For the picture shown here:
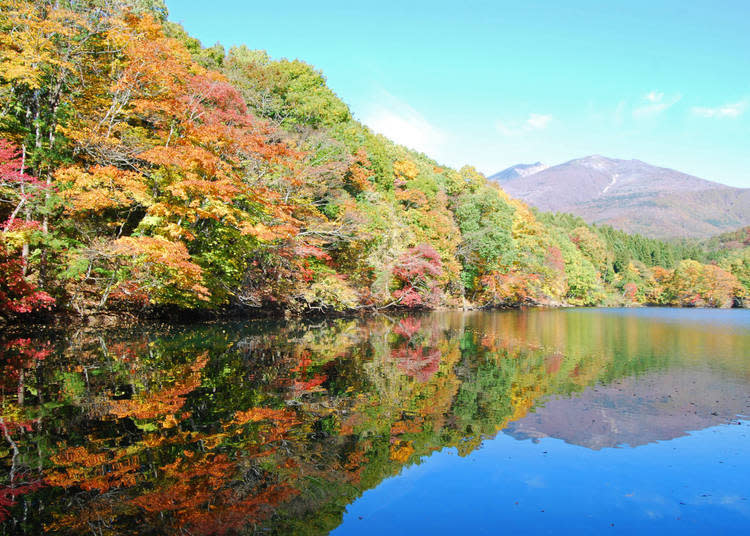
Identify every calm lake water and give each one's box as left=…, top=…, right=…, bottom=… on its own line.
left=1, top=308, right=749, bottom=534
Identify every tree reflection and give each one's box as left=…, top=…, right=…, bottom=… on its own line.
left=0, top=311, right=748, bottom=534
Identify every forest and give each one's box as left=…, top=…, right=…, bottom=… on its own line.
left=1, top=0, right=748, bottom=323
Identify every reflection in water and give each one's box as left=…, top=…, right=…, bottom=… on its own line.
left=506, top=369, right=749, bottom=449
left=0, top=309, right=748, bottom=534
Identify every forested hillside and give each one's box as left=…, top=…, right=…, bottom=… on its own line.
left=0, top=0, right=748, bottom=322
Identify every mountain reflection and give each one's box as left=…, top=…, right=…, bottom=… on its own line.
left=1, top=309, right=748, bottom=535
left=506, top=368, right=749, bottom=449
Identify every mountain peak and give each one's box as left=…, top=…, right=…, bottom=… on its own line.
left=573, top=155, right=617, bottom=171
left=489, top=161, right=548, bottom=182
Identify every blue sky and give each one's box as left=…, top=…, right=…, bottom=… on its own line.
left=168, top=1, right=750, bottom=187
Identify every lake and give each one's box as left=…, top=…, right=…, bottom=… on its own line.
left=1, top=308, right=749, bottom=534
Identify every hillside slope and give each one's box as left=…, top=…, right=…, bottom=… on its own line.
left=0, top=0, right=748, bottom=320
left=491, top=156, right=750, bottom=238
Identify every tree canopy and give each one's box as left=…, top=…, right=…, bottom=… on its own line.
left=0, top=0, right=746, bottom=323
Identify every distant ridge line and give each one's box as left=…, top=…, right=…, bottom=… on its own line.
left=488, top=156, right=750, bottom=238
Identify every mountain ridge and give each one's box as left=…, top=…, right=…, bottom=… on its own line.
left=490, top=156, right=750, bottom=238
left=488, top=161, right=548, bottom=181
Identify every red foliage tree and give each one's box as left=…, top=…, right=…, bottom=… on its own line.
left=392, top=244, right=443, bottom=308
left=0, top=139, right=54, bottom=317
left=0, top=244, right=55, bottom=317
left=623, top=282, right=638, bottom=302
left=0, top=139, right=47, bottom=231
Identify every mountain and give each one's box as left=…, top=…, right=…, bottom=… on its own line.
left=490, top=155, right=750, bottom=238
left=488, top=161, right=548, bottom=181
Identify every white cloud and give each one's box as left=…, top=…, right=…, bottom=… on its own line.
left=525, top=113, right=553, bottom=130
left=496, top=113, right=554, bottom=136
left=691, top=99, right=748, bottom=118
left=633, top=91, right=682, bottom=118
left=360, top=90, right=448, bottom=157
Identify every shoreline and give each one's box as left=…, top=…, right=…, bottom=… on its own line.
left=3, top=301, right=746, bottom=332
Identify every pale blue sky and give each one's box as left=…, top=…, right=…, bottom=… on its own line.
left=168, top=1, right=750, bottom=187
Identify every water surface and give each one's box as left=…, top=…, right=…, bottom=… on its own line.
left=1, top=308, right=748, bottom=534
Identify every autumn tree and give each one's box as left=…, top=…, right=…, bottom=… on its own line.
left=665, top=260, right=739, bottom=308
left=0, top=139, right=54, bottom=317
left=391, top=244, right=443, bottom=307
left=453, top=183, right=516, bottom=294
